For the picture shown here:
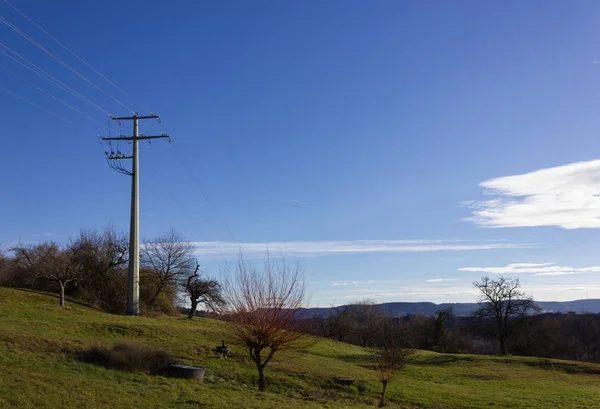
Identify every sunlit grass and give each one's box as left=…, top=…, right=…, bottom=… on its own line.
left=1, top=288, right=600, bottom=408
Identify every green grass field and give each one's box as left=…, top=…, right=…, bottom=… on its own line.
left=1, top=288, right=600, bottom=409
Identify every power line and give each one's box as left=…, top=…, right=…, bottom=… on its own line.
left=1, top=43, right=112, bottom=116
left=2, top=87, right=74, bottom=123
left=1, top=64, right=111, bottom=130
left=3, top=0, right=150, bottom=113
left=0, top=15, right=135, bottom=113
left=170, top=143, right=238, bottom=242
left=3, top=0, right=129, bottom=97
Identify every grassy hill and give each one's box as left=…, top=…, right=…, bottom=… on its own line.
left=1, top=288, right=600, bottom=409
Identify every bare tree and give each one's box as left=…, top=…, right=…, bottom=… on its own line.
left=222, top=255, right=311, bottom=391
left=141, top=229, right=196, bottom=307
left=346, top=300, right=384, bottom=347
left=70, top=226, right=129, bottom=311
left=0, top=246, right=9, bottom=285
left=372, top=318, right=415, bottom=408
left=372, top=347, right=414, bottom=407
left=323, top=305, right=353, bottom=342
left=182, top=262, right=225, bottom=319
left=12, top=242, right=77, bottom=307
left=473, top=276, right=540, bottom=355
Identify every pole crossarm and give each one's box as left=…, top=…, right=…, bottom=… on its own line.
left=110, top=114, right=159, bottom=120
left=100, top=133, right=170, bottom=141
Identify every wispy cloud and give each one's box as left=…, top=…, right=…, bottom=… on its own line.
left=458, top=262, right=600, bottom=276
left=426, top=278, right=456, bottom=283
left=463, top=159, right=600, bottom=229
left=291, top=199, right=305, bottom=205
left=191, top=240, right=533, bottom=259
left=332, top=281, right=360, bottom=287
left=32, top=232, right=57, bottom=237
left=308, top=277, right=600, bottom=305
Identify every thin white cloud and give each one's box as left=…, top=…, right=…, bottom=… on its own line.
left=291, top=199, right=305, bottom=205
left=464, top=160, right=600, bottom=229
left=426, top=278, right=456, bottom=283
left=312, top=282, right=600, bottom=305
left=506, top=263, right=555, bottom=268
left=32, top=232, right=56, bottom=237
left=458, top=262, right=600, bottom=276
left=191, top=240, right=533, bottom=259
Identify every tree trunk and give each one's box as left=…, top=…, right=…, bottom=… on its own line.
left=59, top=283, right=65, bottom=307
left=258, top=365, right=266, bottom=391
left=149, top=284, right=164, bottom=306
left=187, top=299, right=198, bottom=319
left=499, top=335, right=507, bottom=355
left=379, top=381, right=388, bottom=407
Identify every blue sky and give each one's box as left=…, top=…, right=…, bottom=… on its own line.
left=3, top=0, right=600, bottom=306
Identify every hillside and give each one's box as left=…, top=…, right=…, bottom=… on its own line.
left=1, top=289, right=600, bottom=408
left=298, top=299, right=600, bottom=318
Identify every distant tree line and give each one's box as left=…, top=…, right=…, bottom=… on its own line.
left=0, top=226, right=223, bottom=315
left=308, top=277, right=600, bottom=364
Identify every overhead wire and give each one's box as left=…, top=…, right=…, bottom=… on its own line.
left=3, top=0, right=149, bottom=113
left=3, top=0, right=129, bottom=96
left=0, top=15, right=135, bottom=113
left=1, top=44, right=112, bottom=116
left=1, top=64, right=112, bottom=131
left=169, top=142, right=238, bottom=242
left=2, top=87, right=74, bottom=123
left=1, top=5, right=233, bottom=240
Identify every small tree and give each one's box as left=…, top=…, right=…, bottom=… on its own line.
left=373, top=318, right=414, bottom=407
left=373, top=347, right=414, bottom=407
left=141, top=229, right=196, bottom=307
left=429, top=307, right=453, bottom=350
left=473, top=276, right=540, bottom=355
left=222, top=255, right=311, bottom=391
left=12, top=242, right=77, bottom=307
left=182, top=263, right=225, bottom=319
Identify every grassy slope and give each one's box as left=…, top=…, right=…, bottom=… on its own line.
left=1, top=288, right=600, bottom=409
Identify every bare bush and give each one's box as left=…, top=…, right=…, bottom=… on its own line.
left=222, top=255, right=311, bottom=391
left=79, top=342, right=176, bottom=374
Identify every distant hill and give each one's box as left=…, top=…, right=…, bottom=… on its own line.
left=297, top=299, right=600, bottom=318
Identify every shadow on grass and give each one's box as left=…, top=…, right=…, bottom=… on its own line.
left=315, top=353, right=372, bottom=366
left=519, top=358, right=600, bottom=375
left=409, top=354, right=477, bottom=367
left=13, top=288, right=101, bottom=311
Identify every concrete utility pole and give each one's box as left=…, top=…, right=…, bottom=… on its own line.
left=101, top=113, right=170, bottom=315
